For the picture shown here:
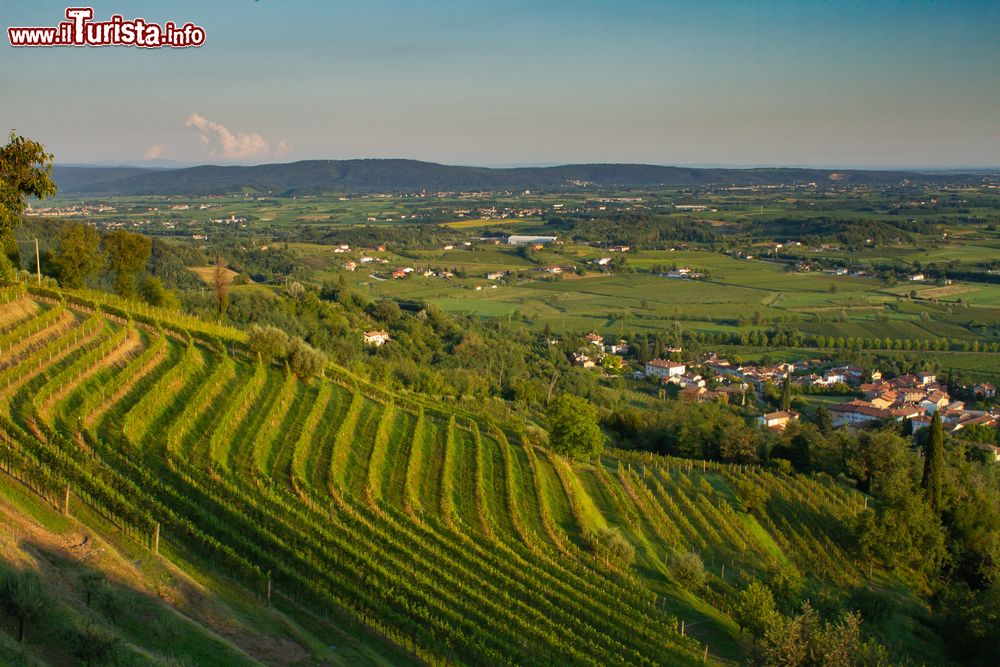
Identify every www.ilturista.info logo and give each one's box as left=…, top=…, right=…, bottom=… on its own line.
left=8, top=7, right=205, bottom=48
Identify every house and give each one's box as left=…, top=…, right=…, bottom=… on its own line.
left=679, top=386, right=721, bottom=403
left=543, top=266, right=563, bottom=274
left=391, top=269, right=407, bottom=279
left=486, top=271, right=507, bottom=281
left=758, top=411, right=799, bottom=431
left=645, top=359, right=686, bottom=379
left=973, top=383, right=996, bottom=398
left=908, top=274, right=926, bottom=282
left=585, top=333, right=604, bottom=347
left=506, top=235, right=557, bottom=246
left=343, top=260, right=357, bottom=271
left=973, top=442, right=1000, bottom=463
left=605, top=341, right=629, bottom=355
left=829, top=401, right=893, bottom=427
left=443, top=245, right=454, bottom=250
left=363, top=331, right=391, bottom=347
left=917, top=372, right=937, bottom=386
left=593, top=257, right=612, bottom=267
left=571, top=353, right=596, bottom=369
left=609, top=245, right=631, bottom=252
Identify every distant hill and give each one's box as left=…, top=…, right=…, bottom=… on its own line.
left=52, top=160, right=989, bottom=196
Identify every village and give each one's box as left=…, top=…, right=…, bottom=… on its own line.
left=568, top=331, right=999, bottom=448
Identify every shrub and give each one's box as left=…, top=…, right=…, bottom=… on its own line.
left=672, top=551, right=706, bottom=591
left=247, top=324, right=290, bottom=364
left=591, top=526, right=635, bottom=567
left=287, top=337, right=327, bottom=379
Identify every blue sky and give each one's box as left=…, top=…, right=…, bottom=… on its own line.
left=2, top=0, right=998, bottom=167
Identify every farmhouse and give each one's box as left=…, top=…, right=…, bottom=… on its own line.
left=758, top=411, right=799, bottom=431
left=363, top=331, right=391, bottom=347
left=585, top=333, right=604, bottom=347
left=645, top=359, right=686, bottom=379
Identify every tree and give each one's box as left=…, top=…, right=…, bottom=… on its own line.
left=79, top=571, right=106, bottom=607
left=547, top=393, right=604, bottom=459
left=71, top=621, right=120, bottom=666
left=95, top=585, right=130, bottom=626
left=752, top=602, right=889, bottom=667
left=287, top=337, right=326, bottom=379
left=137, top=275, right=179, bottom=309
left=55, top=223, right=103, bottom=288
left=590, top=526, right=635, bottom=567
left=247, top=324, right=290, bottom=364
left=0, top=568, right=47, bottom=642
left=922, top=411, right=945, bottom=513
left=780, top=374, right=792, bottom=412
left=671, top=551, right=706, bottom=591
left=814, top=405, right=832, bottom=435
left=718, top=419, right=760, bottom=463
left=102, top=230, right=151, bottom=297
left=734, top=579, right=781, bottom=638
left=0, top=132, right=56, bottom=239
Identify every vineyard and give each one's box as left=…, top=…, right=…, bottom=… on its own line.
left=0, top=285, right=890, bottom=665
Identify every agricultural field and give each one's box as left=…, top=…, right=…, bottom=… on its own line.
left=0, top=285, right=943, bottom=665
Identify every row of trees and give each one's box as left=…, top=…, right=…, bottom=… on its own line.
left=53, top=223, right=152, bottom=295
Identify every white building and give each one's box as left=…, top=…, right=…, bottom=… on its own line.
left=363, top=331, right=391, bottom=347
left=644, top=359, right=686, bottom=379
left=506, top=235, right=557, bottom=245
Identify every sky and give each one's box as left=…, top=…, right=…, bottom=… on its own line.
left=2, top=0, right=998, bottom=168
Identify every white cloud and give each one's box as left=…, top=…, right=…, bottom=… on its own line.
left=143, top=144, right=165, bottom=160
left=274, top=140, right=293, bottom=159
left=184, top=113, right=290, bottom=161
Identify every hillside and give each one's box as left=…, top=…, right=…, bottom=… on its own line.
left=0, top=285, right=938, bottom=665
left=51, top=160, right=989, bottom=196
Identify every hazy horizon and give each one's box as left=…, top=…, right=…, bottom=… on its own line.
left=4, top=0, right=998, bottom=168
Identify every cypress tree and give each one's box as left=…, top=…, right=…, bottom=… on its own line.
left=921, top=411, right=944, bottom=512
left=780, top=374, right=791, bottom=412
left=814, top=405, right=832, bottom=435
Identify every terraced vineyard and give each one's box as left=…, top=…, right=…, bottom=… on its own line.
left=0, top=285, right=879, bottom=665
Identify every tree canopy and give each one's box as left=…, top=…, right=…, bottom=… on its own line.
left=547, top=393, right=604, bottom=459
left=102, top=230, right=151, bottom=297
left=0, top=132, right=56, bottom=238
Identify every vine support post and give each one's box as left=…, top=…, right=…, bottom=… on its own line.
left=153, top=522, right=160, bottom=555
left=62, top=484, right=70, bottom=516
